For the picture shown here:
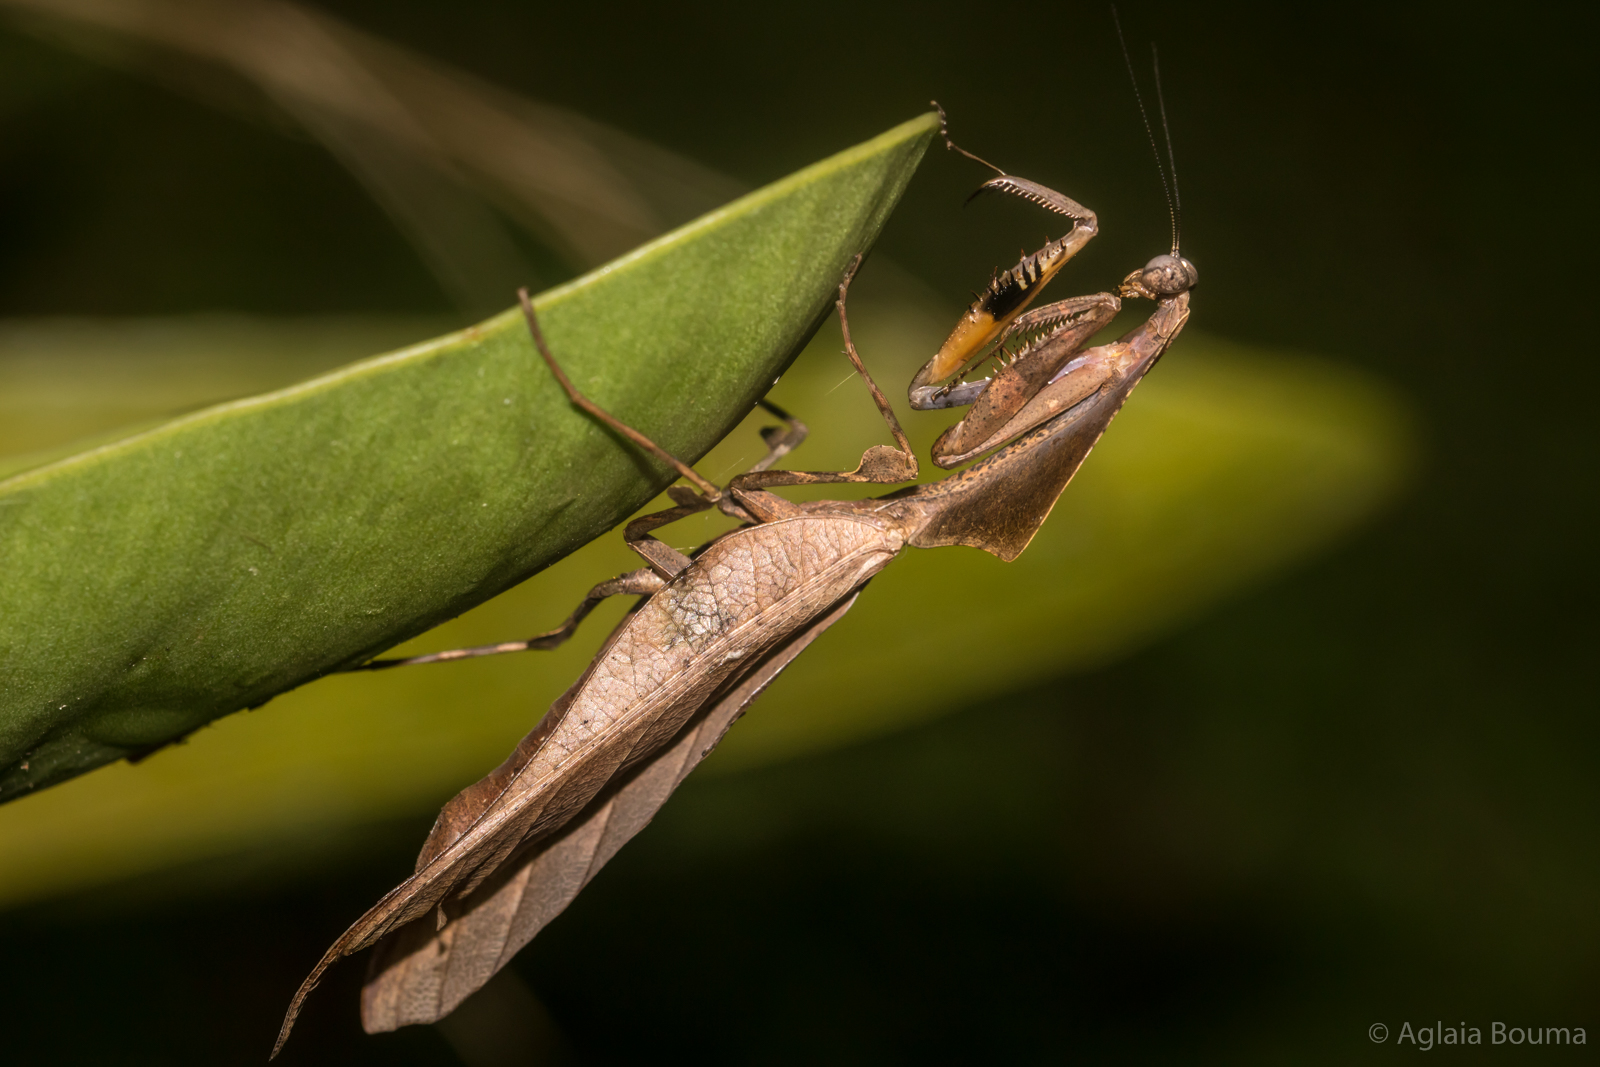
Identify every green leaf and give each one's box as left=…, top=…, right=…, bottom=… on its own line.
left=0, top=113, right=941, bottom=800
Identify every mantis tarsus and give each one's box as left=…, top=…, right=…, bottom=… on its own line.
left=274, top=112, right=1196, bottom=1056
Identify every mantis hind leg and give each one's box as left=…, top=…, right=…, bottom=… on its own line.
left=345, top=569, right=666, bottom=671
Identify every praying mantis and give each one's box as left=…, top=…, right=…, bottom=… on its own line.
left=274, top=101, right=1196, bottom=1055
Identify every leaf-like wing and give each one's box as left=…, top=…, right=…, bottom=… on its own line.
left=359, top=592, right=862, bottom=1032
left=273, top=514, right=901, bottom=1054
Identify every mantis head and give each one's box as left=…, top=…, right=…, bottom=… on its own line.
left=1119, top=252, right=1197, bottom=300
left=1110, top=14, right=1194, bottom=305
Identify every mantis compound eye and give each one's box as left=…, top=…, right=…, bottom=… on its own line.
left=1119, top=253, right=1198, bottom=299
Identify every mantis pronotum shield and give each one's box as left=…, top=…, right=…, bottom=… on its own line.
left=275, top=102, right=1194, bottom=1055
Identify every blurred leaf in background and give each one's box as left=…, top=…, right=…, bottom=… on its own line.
left=0, top=261, right=1411, bottom=906
left=0, top=0, right=751, bottom=310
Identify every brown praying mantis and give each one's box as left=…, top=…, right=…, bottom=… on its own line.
left=274, top=100, right=1197, bottom=1055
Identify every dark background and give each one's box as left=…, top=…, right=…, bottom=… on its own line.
left=2, top=1, right=1596, bottom=1062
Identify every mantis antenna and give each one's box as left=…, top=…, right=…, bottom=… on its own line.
left=1111, top=6, right=1181, bottom=256
left=1150, top=44, right=1183, bottom=256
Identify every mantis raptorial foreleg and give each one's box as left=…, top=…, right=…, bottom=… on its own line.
left=924, top=292, right=1122, bottom=466
left=904, top=118, right=1149, bottom=469
left=905, top=107, right=1101, bottom=415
